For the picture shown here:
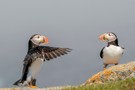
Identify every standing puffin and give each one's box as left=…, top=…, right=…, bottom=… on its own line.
left=99, top=32, right=124, bottom=70
left=13, top=34, right=72, bottom=88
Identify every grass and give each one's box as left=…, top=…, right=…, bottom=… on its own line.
left=63, top=78, right=135, bottom=90
left=0, top=78, right=135, bottom=90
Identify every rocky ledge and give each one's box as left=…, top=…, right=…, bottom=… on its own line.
left=1, top=62, right=135, bottom=90
left=83, top=61, right=135, bottom=86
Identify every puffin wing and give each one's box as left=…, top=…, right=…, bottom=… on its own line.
left=100, top=47, right=105, bottom=58
left=17, top=54, right=33, bottom=82
left=120, top=46, right=125, bottom=50
left=41, top=46, right=72, bottom=61
left=14, top=54, right=32, bottom=86
left=120, top=46, right=125, bottom=55
left=22, top=48, right=45, bottom=80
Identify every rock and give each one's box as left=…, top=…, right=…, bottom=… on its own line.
left=83, top=61, right=135, bottom=86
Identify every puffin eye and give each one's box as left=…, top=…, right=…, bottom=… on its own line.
left=108, top=33, right=111, bottom=36
left=37, top=36, right=40, bottom=38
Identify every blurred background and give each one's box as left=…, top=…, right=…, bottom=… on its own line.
left=0, top=0, right=135, bottom=88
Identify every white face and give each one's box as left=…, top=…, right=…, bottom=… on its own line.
left=31, top=35, right=44, bottom=45
left=106, top=32, right=117, bottom=42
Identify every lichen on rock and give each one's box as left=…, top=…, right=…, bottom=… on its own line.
left=83, top=61, right=135, bottom=86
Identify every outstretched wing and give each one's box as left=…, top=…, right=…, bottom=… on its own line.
left=100, top=47, right=105, bottom=58
left=40, top=46, right=72, bottom=61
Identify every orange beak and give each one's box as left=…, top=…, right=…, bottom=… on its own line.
left=99, top=34, right=107, bottom=42
left=42, top=36, right=49, bottom=44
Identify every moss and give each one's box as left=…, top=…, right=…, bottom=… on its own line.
left=63, top=78, right=135, bottom=90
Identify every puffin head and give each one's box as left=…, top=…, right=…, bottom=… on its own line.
left=30, top=34, right=49, bottom=46
left=99, top=32, right=117, bottom=43
left=28, top=34, right=49, bottom=50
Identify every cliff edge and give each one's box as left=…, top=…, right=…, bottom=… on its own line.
left=83, top=61, right=135, bottom=86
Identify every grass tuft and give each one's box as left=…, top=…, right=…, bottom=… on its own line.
left=63, top=78, right=135, bottom=90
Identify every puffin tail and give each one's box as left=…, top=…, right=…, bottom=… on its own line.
left=14, top=63, right=30, bottom=86
left=13, top=79, right=24, bottom=86
left=13, top=76, right=32, bottom=86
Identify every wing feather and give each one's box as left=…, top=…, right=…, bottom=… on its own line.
left=26, top=46, right=72, bottom=61
left=44, top=53, right=50, bottom=60
left=41, top=46, right=72, bottom=61
left=51, top=52, right=57, bottom=58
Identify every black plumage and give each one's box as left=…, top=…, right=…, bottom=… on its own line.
left=99, top=32, right=124, bottom=69
left=100, top=47, right=105, bottom=58
left=14, top=34, right=72, bottom=87
left=25, top=46, right=72, bottom=63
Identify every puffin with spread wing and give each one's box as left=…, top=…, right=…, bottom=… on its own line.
left=14, top=34, right=72, bottom=88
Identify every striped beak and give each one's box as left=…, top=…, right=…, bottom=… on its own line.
left=41, top=36, right=49, bottom=44
left=99, top=34, right=108, bottom=42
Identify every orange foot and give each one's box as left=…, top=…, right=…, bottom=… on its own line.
left=29, top=85, right=38, bottom=88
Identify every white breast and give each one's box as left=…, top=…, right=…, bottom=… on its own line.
left=103, top=45, right=124, bottom=64
left=23, top=58, right=44, bottom=86
left=30, top=58, right=44, bottom=78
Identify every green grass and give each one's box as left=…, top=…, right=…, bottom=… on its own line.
left=63, top=78, right=135, bottom=90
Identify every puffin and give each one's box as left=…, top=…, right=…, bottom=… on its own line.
left=13, top=34, right=72, bottom=88
left=99, top=32, right=124, bottom=70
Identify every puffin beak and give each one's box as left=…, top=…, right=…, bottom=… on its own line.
left=41, top=36, right=49, bottom=44
left=99, top=34, right=108, bottom=42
